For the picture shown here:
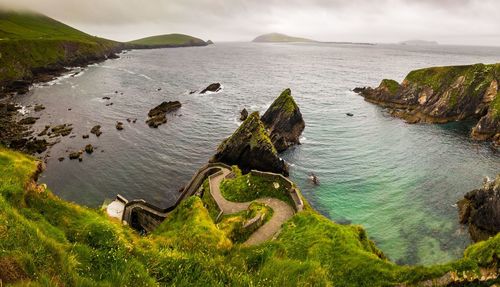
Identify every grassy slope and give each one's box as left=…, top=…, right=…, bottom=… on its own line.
left=1, top=147, right=499, bottom=286
left=128, top=33, right=207, bottom=47
left=0, top=11, right=120, bottom=88
left=252, top=33, right=315, bottom=43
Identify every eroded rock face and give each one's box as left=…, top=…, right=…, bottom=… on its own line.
left=458, top=174, right=500, bottom=242
left=261, top=88, right=305, bottom=152
left=355, top=64, right=500, bottom=144
left=146, top=101, right=181, bottom=128
left=210, top=112, right=288, bottom=176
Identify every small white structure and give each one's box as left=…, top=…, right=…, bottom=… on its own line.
left=107, top=199, right=125, bottom=220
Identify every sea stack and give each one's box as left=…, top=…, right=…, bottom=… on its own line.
left=210, top=112, right=288, bottom=176
left=261, top=88, right=305, bottom=152
left=458, top=174, right=500, bottom=242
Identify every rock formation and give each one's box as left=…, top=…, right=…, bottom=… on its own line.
left=240, top=108, right=248, bottom=121
left=200, top=83, right=222, bottom=94
left=355, top=64, right=500, bottom=146
left=458, top=174, right=500, bottom=242
left=146, top=101, right=181, bottom=128
left=210, top=112, right=288, bottom=176
left=261, top=88, right=305, bottom=152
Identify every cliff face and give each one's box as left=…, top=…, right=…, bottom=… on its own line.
left=261, top=89, right=305, bottom=152
left=356, top=64, right=500, bottom=145
left=458, top=174, right=500, bottom=242
left=210, top=112, right=288, bottom=176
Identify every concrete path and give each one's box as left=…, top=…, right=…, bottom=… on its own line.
left=209, top=168, right=295, bottom=246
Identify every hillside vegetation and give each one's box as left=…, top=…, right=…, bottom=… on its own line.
left=128, top=33, right=208, bottom=48
left=1, top=147, right=500, bottom=286
left=252, top=33, right=315, bottom=43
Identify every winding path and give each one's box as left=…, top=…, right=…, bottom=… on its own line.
left=209, top=168, right=295, bottom=246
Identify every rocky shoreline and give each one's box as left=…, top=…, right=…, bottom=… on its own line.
left=355, top=64, right=500, bottom=147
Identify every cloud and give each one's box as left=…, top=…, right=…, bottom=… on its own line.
left=0, top=0, right=499, bottom=45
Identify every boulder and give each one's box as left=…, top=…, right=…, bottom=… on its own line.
left=200, top=83, right=222, bottom=94
left=51, top=124, right=73, bottom=137
left=116, top=122, right=124, bottom=130
left=84, top=144, right=94, bottom=154
left=34, top=104, right=45, bottom=112
left=146, top=101, right=181, bottom=128
left=90, top=125, right=102, bottom=137
left=69, top=151, right=82, bottom=160
left=458, top=174, right=500, bottom=242
left=240, top=108, right=248, bottom=121
left=210, top=112, right=288, bottom=176
left=261, top=88, right=305, bottom=152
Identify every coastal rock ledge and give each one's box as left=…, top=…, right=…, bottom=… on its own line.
left=458, top=174, right=500, bottom=242
left=261, top=88, right=305, bottom=152
left=210, top=111, right=288, bottom=176
left=355, top=63, right=500, bottom=146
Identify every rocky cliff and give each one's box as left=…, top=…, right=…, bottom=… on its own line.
left=355, top=64, right=500, bottom=146
left=210, top=112, right=288, bottom=176
left=458, top=174, right=500, bottom=242
left=261, top=88, right=305, bottom=152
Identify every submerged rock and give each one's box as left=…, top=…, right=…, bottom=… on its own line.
left=116, top=121, right=124, bottom=130
left=51, top=124, right=73, bottom=137
left=240, top=108, right=248, bottom=121
left=200, top=83, right=222, bottom=94
left=34, top=104, right=45, bottom=112
left=261, top=88, right=305, bottom=152
left=355, top=63, right=500, bottom=145
left=210, top=112, right=288, bottom=176
left=18, top=117, right=38, bottom=125
left=146, top=101, right=181, bottom=128
left=69, top=151, right=82, bottom=160
left=458, top=174, right=500, bottom=242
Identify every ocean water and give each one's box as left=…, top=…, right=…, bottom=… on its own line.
left=19, top=42, right=500, bottom=265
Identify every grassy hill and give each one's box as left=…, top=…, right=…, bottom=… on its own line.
left=1, top=147, right=499, bottom=286
left=128, top=33, right=208, bottom=48
left=252, top=32, right=315, bottom=43
left=0, top=10, right=121, bottom=94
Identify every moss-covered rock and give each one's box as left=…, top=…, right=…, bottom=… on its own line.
left=261, top=88, right=305, bottom=152
left=210, top=112, right=288, bottom=176
left=355, top=63, right=500, bottom=144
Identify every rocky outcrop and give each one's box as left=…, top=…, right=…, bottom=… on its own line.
left=240, top=108, right=248, bottom=121
left=146, top=101, right=181, bottom=128
left=355, top=64, right=500, bottom=145
left=210, top=112, right=288, bottom=176
left=200, top=83, right=222, bottom=94
left=261, top=88, right=305, bottom=152
left=458, top=174, right=500, bottom=242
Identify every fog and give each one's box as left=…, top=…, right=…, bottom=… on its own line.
left=1, top=0, right=499, bottom=46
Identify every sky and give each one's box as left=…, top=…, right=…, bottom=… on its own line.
left=0, top=0, right=499, bottom=46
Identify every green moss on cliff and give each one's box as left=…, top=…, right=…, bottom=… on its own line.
left=491, top=91, right=500, bottom=119
left=380, top=79, right=400, bottom=95
left=265, top=88, right=298, bottom=116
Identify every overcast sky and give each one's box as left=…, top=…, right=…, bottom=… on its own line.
left=1, top=0, right=499, bottom=46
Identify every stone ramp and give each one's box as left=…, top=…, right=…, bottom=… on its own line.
left=208, top=168, right=295, bottom=246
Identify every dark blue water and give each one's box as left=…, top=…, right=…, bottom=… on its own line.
left=19, top=43, right=500, bottom=265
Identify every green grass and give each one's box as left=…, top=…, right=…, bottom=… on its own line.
left=0, top=10, right=120, bottom=88
left=491, top=90, right=500, bottom=119
left=128, top=33, right=206, bottom=47
left=2, top=147, right=500, bottom=286
left=218, top=202, right=273, bottom=243
left=220, top=166, right=294, bottom=206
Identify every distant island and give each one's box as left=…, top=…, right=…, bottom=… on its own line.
left=399, top=40, right=439, bottom=46
left=252, top=32, right=316, bottom=43
left=128, top=33, right=210, bottom=49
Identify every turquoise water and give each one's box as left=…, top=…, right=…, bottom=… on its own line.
left=19, top=43, right=500, bottom=265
